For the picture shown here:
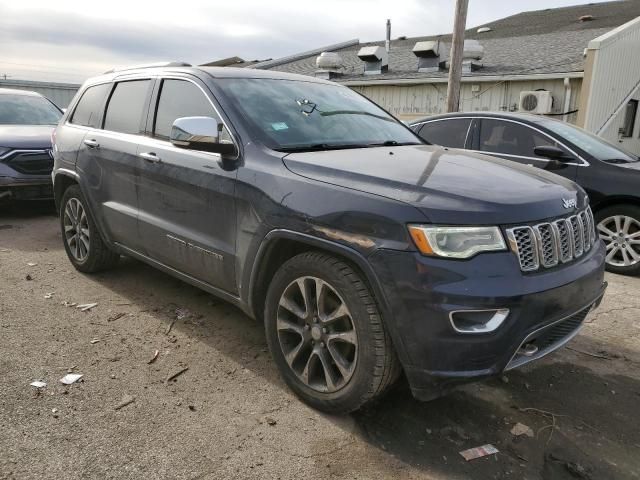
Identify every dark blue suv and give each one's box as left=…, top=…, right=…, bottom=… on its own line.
left=52, top=64, right=606, bottom=413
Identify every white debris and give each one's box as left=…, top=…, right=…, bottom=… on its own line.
left=60, top=373, right=83, bottom=385
left=90, top=339, right=100, bottom=344
left=510, top=422, right=534, bottom=438
left=44, top=292, right=54, bottom=299
left=30, top=381, right=47, bottom=388
left=27, top=262, right=37, bottom=267
left=62, top=301, right=77, bottom=307
left=459, top=444, right=499, bottom=461
left=77, top=303, right=98, bottom=312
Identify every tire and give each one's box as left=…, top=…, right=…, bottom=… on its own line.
left=264, top=251, right=401, bottom=413
left=594, top=204, right=640, bottom=276
left=60, top=185, right=119, bottom=273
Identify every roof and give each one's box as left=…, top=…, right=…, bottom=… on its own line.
left=261, top=0, right=640, bottom=83
left=408, top=111, right=563, bottom=125
left=0, top=87, right=43, bottom=96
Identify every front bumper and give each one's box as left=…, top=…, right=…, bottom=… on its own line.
left=368, top=240, right=606, bottom=401
left=0, top=152, right=54, bottom=201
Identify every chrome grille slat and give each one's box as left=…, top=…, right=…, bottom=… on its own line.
left=507, top=208, right=596, bottom=272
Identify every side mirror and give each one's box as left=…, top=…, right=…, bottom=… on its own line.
left=533, top=145, right=572, bottom=162
left=170, top=116, right=237, bottom=156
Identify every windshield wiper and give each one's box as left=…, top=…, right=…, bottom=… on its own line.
left=368, top=140, right=422, bottom=147
left=276, top=143, right=372, bottom=153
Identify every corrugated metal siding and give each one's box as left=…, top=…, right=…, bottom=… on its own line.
left=353, top=78, right=581, bottom=123
left=0, top=80, right=80, bottom=108
left=582, top=16, right=640, bottom=154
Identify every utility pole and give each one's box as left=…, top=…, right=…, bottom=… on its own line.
left=446, top=0, right=469, bottom=112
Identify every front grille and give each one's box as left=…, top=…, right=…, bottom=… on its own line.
left=4, top=150, right=53, bottom=175
left=506, top=207, right=596, bottom=273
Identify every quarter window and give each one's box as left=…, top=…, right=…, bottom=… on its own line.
left=479, top=119, right=566, bottom=159
left=417, top=119, right=471, bottom=148
left=69, top=83, right=110, bottom=128
left=103, top=80, right=151, bottom=134
left=154, top=79, right=219, bottom=140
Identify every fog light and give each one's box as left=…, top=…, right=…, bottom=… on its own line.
left=449, top=309, right=509, bottom=334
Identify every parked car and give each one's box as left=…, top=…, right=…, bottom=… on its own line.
left=0, top=88, right=62, bottom=203
left=409, top=112, right=640, bottom=276
left=52, top=64, right=606, bottom=413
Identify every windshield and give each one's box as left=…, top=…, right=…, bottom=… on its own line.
left=537, top=118, right=638, bottom=163
left=217, top=78, right=420, bottom=151
left=0, top=94, right=62, bottom=125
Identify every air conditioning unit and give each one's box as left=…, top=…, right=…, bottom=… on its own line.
left=519, top=91, right=553, bottom=114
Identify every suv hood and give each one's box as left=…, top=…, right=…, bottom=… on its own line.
left=282, top=145, right=586, bottom=225
left=0, top=125, right=54, bottom=150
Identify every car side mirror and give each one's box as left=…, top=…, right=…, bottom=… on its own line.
left=170, top=116, right=237, bottom=156
left=533, top=145, right=572, bottom=162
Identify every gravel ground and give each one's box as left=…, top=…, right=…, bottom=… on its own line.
left=1, top=203, right=640, bottom=480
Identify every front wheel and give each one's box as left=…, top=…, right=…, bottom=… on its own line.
left=264, top=251, right=401, bottom=413
left=60, top=185, right=119, bottom=273
left=595, top=204, right=640, bottom=276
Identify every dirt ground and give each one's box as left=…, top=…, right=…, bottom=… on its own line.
left=1, top=203, right=639, bottom=480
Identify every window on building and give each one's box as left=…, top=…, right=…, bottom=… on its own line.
left=103, top=80, right=151, bottom=134
left=621, top=99, right=638, bottom=138
left=479, top=119, right=567, bottom=158
left=153, top=79, right=219, bottom=140
left=417, top=118, right=472, bottom=148
left=69, top=83, right=111, bottom=128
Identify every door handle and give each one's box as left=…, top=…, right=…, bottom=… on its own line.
left=139, top=152, right=161, bottom=163
left=83, top=139, right=100, bottom=148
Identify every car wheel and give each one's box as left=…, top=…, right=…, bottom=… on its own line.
left=264, top=251, right=401, bottom=413
left=595, top=205, right=640, bottom=276
left=60, top=185, right=119, bottom=273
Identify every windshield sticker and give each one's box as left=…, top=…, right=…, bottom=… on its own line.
left=271, top=122, right=289, bottom=131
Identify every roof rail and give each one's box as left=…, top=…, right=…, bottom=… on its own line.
left=103, top=61, right=191, bottom=74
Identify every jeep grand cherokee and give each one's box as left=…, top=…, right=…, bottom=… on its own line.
left=52, top=63, right=606, bottom=413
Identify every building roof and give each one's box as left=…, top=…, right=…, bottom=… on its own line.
left=260, top=0, right=640, bottom=83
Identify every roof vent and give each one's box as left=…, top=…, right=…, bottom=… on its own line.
left=412, top=41, right=440, bottom=73
left=315, top=52, right=343, bottom=79
left=477, top=27, right=492, bottom=33
left=397, top=35, right=407, bottom=40
left=579, top=14, right=594, bottom=22
left=462, top=39, right=484, bottom=73
left=357, top=46, right=388, bottom=75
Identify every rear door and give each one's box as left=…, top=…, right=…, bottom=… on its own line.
left=475, top=118, right=578, bottom=181
left=75, top=78, right=152, bottom=250
left=135, top=76, right=238, bottom=293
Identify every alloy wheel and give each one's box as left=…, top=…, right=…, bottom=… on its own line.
left=276, top=276, right=358, bottom=393
left=63, top=197, right=90, bottom=262
left=597, top=215, right=640, bottom=267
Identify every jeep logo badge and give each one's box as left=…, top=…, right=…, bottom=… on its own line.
left=562, top=198, right=577, bottom=209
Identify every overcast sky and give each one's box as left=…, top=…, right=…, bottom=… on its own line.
left=0, top=0, right=586, bottom=84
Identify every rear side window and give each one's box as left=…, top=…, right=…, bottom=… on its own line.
left=103, top=80, right=151, bottom=134
left=417, top=118, right=471, bottom=148
left=70, top=84, right=110, bottom=128
left=153, top=79, right=219, bottom=140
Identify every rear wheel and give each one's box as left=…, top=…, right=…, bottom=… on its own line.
left=264, top=251, right=401, bottom=413
left=60, top=185, right=119, bottom=273
left=595, top=204, right=640, bottom=276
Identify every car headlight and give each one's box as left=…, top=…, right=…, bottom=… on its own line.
left=408, top=225, right=506, bottom=258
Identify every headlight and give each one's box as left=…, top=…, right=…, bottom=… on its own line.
left=408, top=225, right=506, bottom=258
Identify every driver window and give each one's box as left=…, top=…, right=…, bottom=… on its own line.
left=479, top=119, right=568, bottom=159
left=154, top=79, right=221, bottom=140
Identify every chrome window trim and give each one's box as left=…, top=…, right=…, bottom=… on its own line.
left=411, top=116, right=590, bottom=167
left=0, top=149, right=49, bottom=160
left=63, top=73, right=240, bottom=161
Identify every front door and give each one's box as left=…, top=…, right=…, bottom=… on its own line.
left=136, top=77, right=238, bottom=293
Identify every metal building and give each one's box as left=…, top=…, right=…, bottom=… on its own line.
left=0, top=79, right=80, bottom=109
left=253, top=1, right=640, bottom=154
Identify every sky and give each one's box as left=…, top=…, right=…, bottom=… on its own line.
left=0, top=0, right=588, bottom=84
